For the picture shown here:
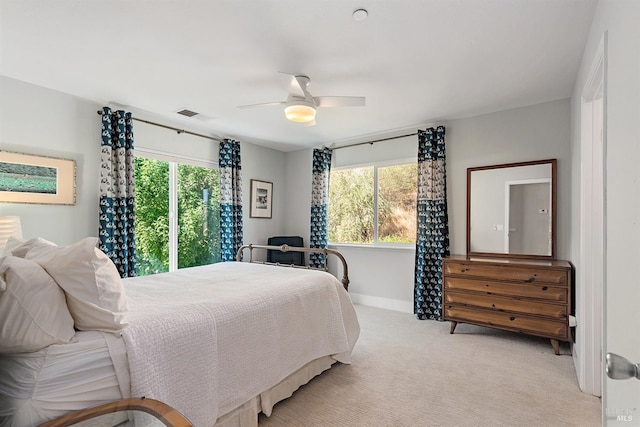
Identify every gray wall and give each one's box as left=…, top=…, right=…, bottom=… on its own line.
left=447, top=99, right=571, bottom=259
left=284, top=98, right=571, bottom=312
left=0, top=76, right=287, bottom=247
left=0, top=77, right=102, bottom=243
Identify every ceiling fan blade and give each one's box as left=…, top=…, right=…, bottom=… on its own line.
left=237, top=101, right=286, bottom=109
left=293, top=75, right=312, bottom=97
left=314, top=96, right=366, bottom=107
left=277, top=72, right=307, bottom=97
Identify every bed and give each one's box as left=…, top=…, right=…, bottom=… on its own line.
left=0, top=237, right=359, bottom=427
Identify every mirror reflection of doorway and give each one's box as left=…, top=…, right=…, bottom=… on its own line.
left=504, top=179, right=551, bottom=255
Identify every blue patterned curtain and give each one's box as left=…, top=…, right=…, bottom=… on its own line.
left=414, top=126, right=449, bottom=320
left=219, top=139, right=243, bottom=262
left=309, top=148, right=332, bottom=268
left=99, top=107, right=136, bottom=277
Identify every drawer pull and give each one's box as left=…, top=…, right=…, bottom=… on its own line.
left=542, top=286, right=548, bottom=291
left=510, top=316, right=516, bottom=321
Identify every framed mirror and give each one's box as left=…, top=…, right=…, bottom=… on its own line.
left=467, top=159, right=556, bottom=259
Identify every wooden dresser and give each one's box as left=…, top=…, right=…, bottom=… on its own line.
left=442, top=255, right=572, bottom=354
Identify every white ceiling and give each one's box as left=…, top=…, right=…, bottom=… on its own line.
left=0, top=0, right=597, bottom=152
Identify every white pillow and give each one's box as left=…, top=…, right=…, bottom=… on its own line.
left=0, top=256, right=76, bottom=353
left=23, top=237, right=129, bottom=333
left=0, top=236, right=27, bottom=257
left=9, top=237, right=56, bottom=258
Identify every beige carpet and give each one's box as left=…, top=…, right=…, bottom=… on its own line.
left=258, top=304, right=601, bottom=427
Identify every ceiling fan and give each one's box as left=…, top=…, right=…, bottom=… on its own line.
left=237, top=74, right=365, bottom=126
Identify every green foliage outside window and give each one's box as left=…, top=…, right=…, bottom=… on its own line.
left=134, top=157, right=220, bottom=276
left=328, top=163, right=417, bottom=244
left=176, top=164, right=221, bottom=269
left=135, top=158, right=169, bottom=275
left=378, top=163, right=417, bottom=243
left=328, top=167, right=374, bottom=244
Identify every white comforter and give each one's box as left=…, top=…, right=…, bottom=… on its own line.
left=122, top=262, right=360, bottom=427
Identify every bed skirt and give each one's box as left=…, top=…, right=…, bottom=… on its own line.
left=214, top=356, right=335, bottom=427
left=0, top=332, right=335, bottom=427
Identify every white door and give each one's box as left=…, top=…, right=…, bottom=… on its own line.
left=580, top=28, right=640, bottom=425
left=601, top=24, right=640, bottom=426
left=603, top=154, right=640, bottom=422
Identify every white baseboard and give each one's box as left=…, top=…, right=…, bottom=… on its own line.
left=349, top=292, right=413, bottom=313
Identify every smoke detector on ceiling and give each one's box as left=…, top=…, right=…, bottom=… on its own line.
left=353, top=9, right=368, bottom=21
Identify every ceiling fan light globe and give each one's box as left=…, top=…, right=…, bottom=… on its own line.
left=285, top=104, right=316, bottom=123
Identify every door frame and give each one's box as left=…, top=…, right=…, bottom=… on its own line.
left=575, top=32, right=607, bottom=397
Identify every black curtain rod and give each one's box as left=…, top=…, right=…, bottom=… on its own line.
left=331, top=132, right=419, bottom=151
left=97, top=110, right=223, bottom=143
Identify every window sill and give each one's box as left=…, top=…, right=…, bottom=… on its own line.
left=328, top=243, right=415, bottom=252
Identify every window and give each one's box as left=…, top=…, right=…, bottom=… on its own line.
left=328, top=161, right=417, bottom=245
left=378, top=163, right=418, bottom=243
left=134, top=157, right=220, bottom=276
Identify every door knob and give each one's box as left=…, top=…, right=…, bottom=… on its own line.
left=606, top=352, right=640, bottom=380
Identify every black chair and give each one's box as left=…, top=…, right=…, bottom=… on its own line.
left=267, top=236, right=305, bottom=266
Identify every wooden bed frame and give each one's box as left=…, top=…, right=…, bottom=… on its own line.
left=237, top=244, right=350, bottom=290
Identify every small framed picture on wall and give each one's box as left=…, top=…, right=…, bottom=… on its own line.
left=250, top=179, right=273, bottom=219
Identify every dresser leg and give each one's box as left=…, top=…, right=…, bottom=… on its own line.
left=449, top=321, right=458, bottom=334
left=550, top=339, right=560, bottom=355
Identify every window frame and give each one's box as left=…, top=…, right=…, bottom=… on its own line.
left=328, top=157, right=417, bottom=248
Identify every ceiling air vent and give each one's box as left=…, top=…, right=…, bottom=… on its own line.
left=177, top=109, right=199, bottom=117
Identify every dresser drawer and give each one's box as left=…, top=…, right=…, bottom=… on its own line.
left=444, top=305, right=568, bottom=339
left=444, top=277, right=567, bottom=302
left=444, top=262, right=567, bottom=285
left=444, top=291, right=567, bottom=318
